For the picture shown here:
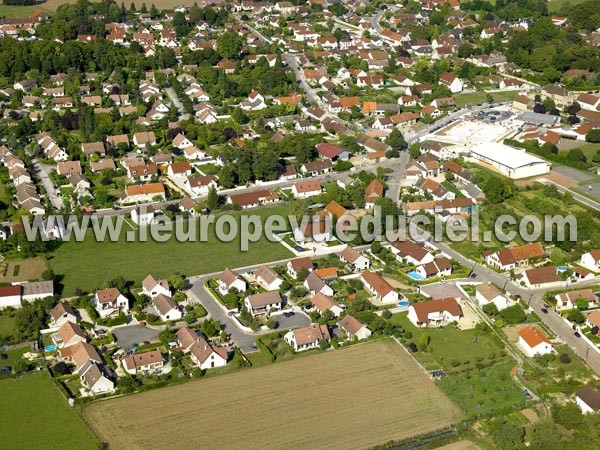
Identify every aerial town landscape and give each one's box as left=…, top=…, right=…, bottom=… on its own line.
left=0, top=0, right=600, bottom=448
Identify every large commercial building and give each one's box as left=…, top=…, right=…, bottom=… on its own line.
left=468, top=143, right=551, bottom=179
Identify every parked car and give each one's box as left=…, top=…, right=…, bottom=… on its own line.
left=574, top=332, right=581, bottom=338
left=139, top=321, right=146, bottom=327
left=541, top=308, right=548, bottom=314
left=469, top=273, right=478, bottom=279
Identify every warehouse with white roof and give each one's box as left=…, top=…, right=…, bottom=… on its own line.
left=468, top=143, right=551, bottom=179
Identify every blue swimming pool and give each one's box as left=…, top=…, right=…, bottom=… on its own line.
left=407, top=271, right=424, bottom=280
left=44, top=345, right=57, bottom=352
left=557, top=265, right=567, bottom=272
left=398, top=300, right=410, bottom=307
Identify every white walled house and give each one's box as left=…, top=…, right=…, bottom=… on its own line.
left=142, top=274, right=171, bottom=299
left=475, top=283, right=511, bottom=311
left=339, top=246, right=370, bottom=271
left=338, top=315, right=371, bottom=341
left=93, top=287, right=129, bottom=318
left=152, top=294, right=182, bottom=322
left=284, top=324, right=331, bottom=352
left=244, top=291, right=282, bottom=317
left=176, top=327, right=228, bottom=370
left=407, top=298, right=462, bottom=328
left=218, top=268, right=247, bottom=295
left=122, top=350, right=163, bottom=375
left=361, top=271, right=398, bottom=303
left=518, top=326, right=553, bottom=357
left=576, top=385, right=600, bottom=414
left=580, top=249, right=600, bottom=272
left=253, top=265, right=283, bottom=291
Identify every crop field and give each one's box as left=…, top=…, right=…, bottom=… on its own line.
left=84, top=339, right=461, bottom=450
left=0, top=372, right=99, bottom=450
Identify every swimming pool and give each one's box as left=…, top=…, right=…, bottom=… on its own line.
left=44, top=345, right=57, bottom=352
left=407, top=271, right=424, bottom=280
left=557, top=265, right=567, bottom=272
left=398, top=300, right=410, bottom=307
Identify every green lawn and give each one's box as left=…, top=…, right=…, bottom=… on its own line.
left=548, top=0, right=588, bottom=12
left=0, top=314, right=15, bottom=336
left=0, top=372, right=99, bottom=450
left=390, top=313, right=507, bottom=372
left=453, top=91, right=518, bottom=108
left=438, top=363, right=527, bottom=418
left=48, top=206, right=294, bottom=295
left=573, top=143, right=600, bottom=162
left=441, top=181, right=466, bottom=198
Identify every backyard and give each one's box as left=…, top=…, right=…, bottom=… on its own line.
left=389, top=313, right=509, bottom=372
left=84, top=339, right=461, bottom=450
left=48, top=206, right=294, bottom=295
left=0, top=372, right=99, bottom=450
left=453, top=91, right=519, bottom=108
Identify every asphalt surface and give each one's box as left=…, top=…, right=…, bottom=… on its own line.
left=32, top=159, right=64, bottom=210
left=112, top=325, right=160, bottom=350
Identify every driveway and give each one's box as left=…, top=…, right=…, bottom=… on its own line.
left=270, top=310, right=311, bottom=330
left=112, top=325, right=160, bottom=350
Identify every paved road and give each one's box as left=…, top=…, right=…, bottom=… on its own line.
left=423, top=233, right=600, bottom=375
left=32, top=159, right=64, bottom=210
left=165, top=87, right=189, bottom=121
left=542, top=180, right=600, bottom=211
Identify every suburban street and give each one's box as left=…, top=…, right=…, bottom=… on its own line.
left=32, top=158, right=64, bottom=210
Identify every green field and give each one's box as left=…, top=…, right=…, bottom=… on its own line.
left=0, top=5, right=49, bottom=18
left=0, top=372, right=98, bottom=450
left=438, top=363, right=527, bottom=418
left=547, top=0, right=588, bottom=12
left=453, top=91, right=519, bottom=108
left=48, top=206, right=294, bottom=295
left=0, top=314, right=14, bottom=336
left=390, top=313, right=507, bottom=372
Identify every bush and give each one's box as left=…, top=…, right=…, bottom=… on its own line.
left=266, top=319, right=278, bottom=329
left=382, top=309, right=392, bottom=320
left=567, top=309, right=585, bottom=324
left=406, top=342, right=417, bottom=352
left=559, top=353, right=571, bottom=364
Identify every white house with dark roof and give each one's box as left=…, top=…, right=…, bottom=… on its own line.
left=142, top=274, right=171, bottom=299
left=287, top=257, right=313, bottom=279
left=338, top=315, right=371, bottom=341
left=244, top=291, right=282, bottom=317
left=580, top=249, right=600, bottom=272
left=576, top=385, right=600, bottom=414
left=152, top=294, right=182, bottom=322
left=284, top=323, right=331, bottom=352
left=49, top=302, right=77, bottom=327
left=176, top=326, right=228, bottom=370
left=253, top=265, right=283, bottom=291
left=475, top=283, right=510, bottom=311
left=339, top=246, right=370, bottom=271
left=93, top=287, right=129, bottom=318
left=218, top=268, right=247, bottom=295
left=122, top=349, right=163, bottom=375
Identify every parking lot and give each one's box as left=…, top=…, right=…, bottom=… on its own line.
left=270, top=310, right=311, bottom=330
left=112, top=325, right=160, bottom=351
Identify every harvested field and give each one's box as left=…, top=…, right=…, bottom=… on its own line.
left=0, top=257, right=46, bottom=283
left=84, top=339, right=461, bottom=450
left=436, top=440, right=481, bottom=450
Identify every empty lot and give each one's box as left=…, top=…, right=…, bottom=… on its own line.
left=84, top=339, right=461, bottom=450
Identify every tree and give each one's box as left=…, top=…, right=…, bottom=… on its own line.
left=482, top=303, right=499, bottom=316
left=319, top=339, right=329, bottom=349
left=206, top=185, right=220, bottom=211
left=217, top=32, right=244, bottom=60
left=296, top=268, right=309, bottom=282
left=567, top=309, right=585, bottom=324
left=169, top=272, right=187, bottom=291
left=498, top=305, right=526, bottom=324
left=385, top=128, right=406, bottom=151
left=382, top=309, right=392, bottom=320
left=586, top=129, right=600, bottom=143
left=551, top=402, right=584, bottom=430
left=418, top=333, right=430, bottom=351
left=370, top=241, right=382, bottom=254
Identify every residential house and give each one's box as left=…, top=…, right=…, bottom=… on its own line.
left=310, top=293, right=344, bottom=317
left=121, top=183, right=166, bottom=204
left=364, top=179, right=384, bottom=209
left=338, top=315, right=371, bottom=341
left=407, top=297, right=462, bottom=327
left=390, top=240, right=434, bottom=265
left=475, top=283, right=511, bottom=311
left=176, top=326, right=228, bottom=370
left=131, top=205, right=155, bottom=226
left=218, top=268, right=247, bottom=295
left=361, top=271, right=398, bottom=303
left=518, top=326, right=553, bottom=357
left=244, top=291, right=282, bottom=316
left=439, top=72, right=463, bottom=93
left=304, top=272, right=334, bottom=297
left=339, top=246, right=370, bottom=271
left=80, top=362, right=115, bottom=394
left=49, top=302, right=77, bottom=328
left=300, top=160, right=333, bottom=176
left=227, top=189, right=279, bottom=209
left=142, top=274, right=171, bottom=299
left=284, top=323, right=331, bottom=352
left=93, top=287, right=129, bottom=318
left=517, top=266, right=562, bottom=288
left=484, top=242, right=545, bottom=271
left=576, top=385, right=600, bottom=414
left=122, top=349, right=163, bottom=375
left=292, top=180, right=322, bottom=198
left=580, top=249, right=600, bottom=272
left=254, top=265, right=283, bottom=291
left=53, top=321, right=86, bottom=348
left=555, top=289, right=596, bottom=311
left=133, top=131, right=157, bottom=148
left=287, top=257, right=313, bottom=279
left=416, top=257, right=452, bottom=279
left=185, top=175, right=218, bottom=196
left=152, top=294, right=182, bottom=322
